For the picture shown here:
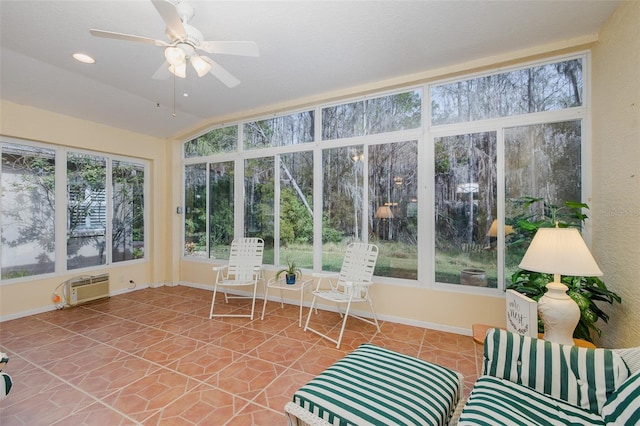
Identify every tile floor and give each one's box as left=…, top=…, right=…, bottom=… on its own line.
left=0, top=285, right=480, bottom=425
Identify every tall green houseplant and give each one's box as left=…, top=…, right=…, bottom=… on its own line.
left=508, top=197, right=621, bottom=343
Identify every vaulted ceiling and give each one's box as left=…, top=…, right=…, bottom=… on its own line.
left=0, top=1, right=621, bottom=139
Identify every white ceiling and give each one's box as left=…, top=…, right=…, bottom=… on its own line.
left=0, top=0, right=621, bottom=140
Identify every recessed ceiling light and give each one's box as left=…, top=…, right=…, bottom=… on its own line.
left=73, top=53, right=95, bottom=64
left=183, top=93, right=189, bottom=97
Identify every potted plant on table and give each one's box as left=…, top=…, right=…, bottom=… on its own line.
left=275, top=258, right=302, bottom=285
left=507, top=197, right=622, bottom=343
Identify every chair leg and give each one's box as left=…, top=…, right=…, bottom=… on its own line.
left=260, top=285, right=270, bottom=320
left=368, top=298, right=381, bottom=332
left=209, top=283, right=219, bottom=319
left=249, top=282, right=258, bottom=320
left=335, top=299, right=353, bottom=349
left=304, top=294, right=318, bottom=331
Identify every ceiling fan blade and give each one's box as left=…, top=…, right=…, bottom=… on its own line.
left=199, top=41, right=260, bottom=57
left=90, top=29, right=169, bottom=47
left=151, top=0, right=186, bottom=40
left=201, top=56, right=240, bottom=88
left=152, top=61, right=171, bottom=80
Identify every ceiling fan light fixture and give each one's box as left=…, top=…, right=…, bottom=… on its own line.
left=164, top=46, right=185, bottom=66
left=190, top=55, right=211, bottom=77
left=168, top=61, right=187, bottom=78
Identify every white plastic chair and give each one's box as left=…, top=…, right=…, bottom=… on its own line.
left=209, top=238, right=264, bottom=320
left=304, top=242, right=380, bottom=348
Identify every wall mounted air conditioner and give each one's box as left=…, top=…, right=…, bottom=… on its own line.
left=65, top=273, right=110, bottom=306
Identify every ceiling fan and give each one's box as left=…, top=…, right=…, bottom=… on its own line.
left=90, top=0, right=259, bottom=88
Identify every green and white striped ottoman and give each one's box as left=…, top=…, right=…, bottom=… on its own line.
left=290, top=343, right=463, bottom=426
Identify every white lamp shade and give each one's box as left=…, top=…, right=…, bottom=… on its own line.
left=168, top=62, right=187, bottom=79
left=190, top=55, right=211, bottom=77
left=518, top=227, right=602, bottom=277
left=164, top=47, right=185, bottom=66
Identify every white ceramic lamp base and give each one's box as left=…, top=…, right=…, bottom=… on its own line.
left=537, top=282, right=580, bottom=346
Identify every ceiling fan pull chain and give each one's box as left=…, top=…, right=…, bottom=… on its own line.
left=172, top=71, right=177, bottom=118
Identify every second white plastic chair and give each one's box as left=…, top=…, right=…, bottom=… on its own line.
left=304, top=242, right=380, bottom=348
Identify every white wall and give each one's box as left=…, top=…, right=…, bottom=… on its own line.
left=0, top=100, right=171, bottom=319
left=591, top=0, right=640, bottom=348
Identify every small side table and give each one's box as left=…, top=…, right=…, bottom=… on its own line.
left=261, top=277, right=312, bottom=327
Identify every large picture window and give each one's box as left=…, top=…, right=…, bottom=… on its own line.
left=1, top=140, right=148, bottom=281
left=183, top=55, right=587, bottom=291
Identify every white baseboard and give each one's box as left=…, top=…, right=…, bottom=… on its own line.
left=1, top=281, right=471, bottom=337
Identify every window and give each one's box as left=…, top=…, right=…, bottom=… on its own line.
left=184, top=163, right=207, bottom=257
left=279, top=151, right=314, bottom=269
left=112, top=160, right=145, bottom=262
left=1, top=143, right=56, bottom=279
left=434, top=132, right=497, bottom=287
left=431, top=58, right=582, bottom=125
left=184, top=126, right=237, bottom=158
left=183, top=55, right=587, bottom=291
left=67, top=153, right=107, bottom=270
left=369, top=141, right=418, bottom=279
left=503, top=121, right=582, bottom=285
left=0, top=140, right=148, bottom=281
left=322, top=90, right=421, bottom=139
left=321, top=145, right=364, bottom=271
left=209, top=162, right=234, bottom=260
left=244, top=157, right=275, bottom=264
left=244, top=112, right=314, bottom=149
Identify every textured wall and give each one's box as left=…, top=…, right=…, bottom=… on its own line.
left=591, top=0, right=640, bottom=348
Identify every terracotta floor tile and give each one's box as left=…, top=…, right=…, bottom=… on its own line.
left=155, top=383, right=249, bottom=425
left=217, top=328, right=272, bottom=354
left=35, top=306, right=99, bottom=326
left=0, top=316, right=60, bottom=342
left=48, top=347, right=160, bottom=398
left=253, top=368, right=316, bottom=412
left=247, top=334, right=313, bottom=366
left=0, top=285, right=480, bottom=425
left=246, top=314, right=297, bottom=335
left=83, top=318, right=146, bottom=342
left=225, top=402, right=285, bottom=426
left=20, top=333, right=101, bottom=365
left=185, top=320, right=237, bottom=343
left=135, top=334, right=204, bottom=364
left=165, top=343, right=239, bottom=382
left=368, top=335, right=421, bottom=357
left=290, top=345, right=347, bottom=376
left=1, top=378, right=96, bottom=425
left=103, top=367, right=201, bottom=423
left=50, top=402, right=138, bottom=426
left=108, top=326, right=171, bottom=353
left=213, top=357, right=286, bottom=399
left=2, top=326, right=77, bottom=353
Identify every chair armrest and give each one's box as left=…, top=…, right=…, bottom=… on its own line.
left=312, top=272, right=339, bottom=279
left=212, top=264, right=228, bottom=272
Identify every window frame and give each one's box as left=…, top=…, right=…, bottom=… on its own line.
left=181, top=52, right=591, bottom=295
left=0, top=137, right=149, bottom=284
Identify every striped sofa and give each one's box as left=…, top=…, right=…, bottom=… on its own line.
left=285, top=343, right=464, bottom=426
left=457, top=328, right=640, bottom=425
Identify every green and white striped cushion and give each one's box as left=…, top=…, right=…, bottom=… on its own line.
left=602, top=369, right=640, bottom=425
left=292, top=343, right=462, bottom=426
left=458, top=375, right=605, bottom=425
left=483, top=328, right=629, bottom=414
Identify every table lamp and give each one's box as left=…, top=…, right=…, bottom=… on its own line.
left=518, top=227, right=602, bottom=345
